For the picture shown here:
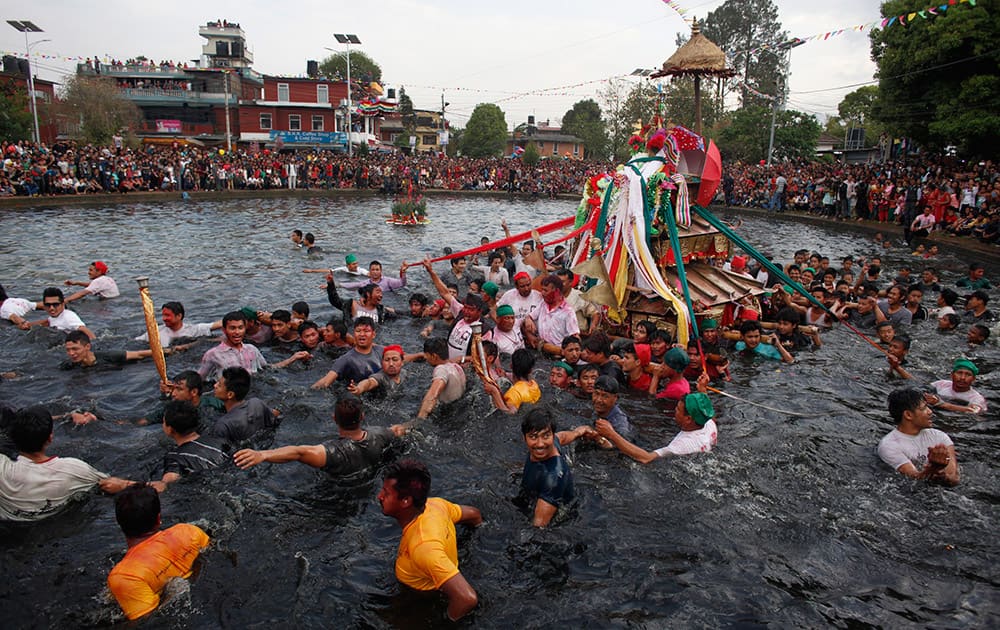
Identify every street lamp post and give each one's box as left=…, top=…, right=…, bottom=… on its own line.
left=7, top=20, right=45, bottom=145
left=333, top=33, right=361, bottom=157
left=765, top=38, right=804, bottom=168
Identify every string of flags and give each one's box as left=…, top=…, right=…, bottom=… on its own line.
left=493, top=76, right=628, bottom=104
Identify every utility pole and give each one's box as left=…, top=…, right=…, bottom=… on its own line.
left=765, top=39, right=804, bottom=168
left=333, top=34, right=361, bottom=157
left=7, top=20, right=45, bottom=145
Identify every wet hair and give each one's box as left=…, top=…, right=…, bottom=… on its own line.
left=650, top=329, right=673, bottom=344
left=9, top=406, right=53, bottom=453
left=173, top=370, right=203, bottom=395
left=521, top=406, right=556, bottom=435
left=445, top=282, right=459, bottom=294
left=162, top=301, right=185, bottom=318
left=970, top=323, right=990, bottom=340
left=409, top=293, right=429, bottom=307
left=583, top=332, right=611, bottom=356
left=561, top=335, right=581, bottom=349
left=939, top=288, right=958, bottom=307
left=463, top=293, right=487, bottom=313
left=969, top=262, right=984, bottom=272
left=326, top=320, right=348, bottom=337
left=891, top=335, right=911, bottom=351
left=576, top=363, right=600, bottom=379
left=65, top=330, right=92, bottom=346
left=222, top=310, right=247, bottom=326
left=369, top=260, right=382, bottom=270
left=540, top=275, right=564, bottom=292
left=450, top=256, right=467, bottom=267
left=0, top=282, right=7, bottom=302
left=968, top=290, right=990, bottom=305
left=292, top=301, right=310, bottom=318
left=875, top=321, right=894, bottom=331
left=334, top=394, right=364, bottom=430
left=298, top=320, right=319, bottom=336
left=220, top=366, right=251, bottom=401
left=358, top=283, right=379, bottom=299
left=472, top=340, right=495, bottom=361
left=384, top=459, right=431, bottom=511
left=292, top=229, right=303, bottom=238
left=271, top=309, right=292, bottom=323
left=423, top=337, right=449, bottom=360
left=115, top=483, right=161, bottom=538
left=633, top=320, right=657, bottom=338
left=304, top=232, right=316, bottom=245
left=739, top=320, right=762, bottom=335
left=867, top=264, right=881, bottom=277
left=42, top=287, right=64, bottom=302
left=510, top=348, right=536, bottom=380
left=888, top=387, right=924, bottom=423
left=353, top=316, right=376, bottom=330
left=163, top=400, right=200, bottom=436
left=776, top=307, right=801, bottom=325
left=489, top=252, right=502, bottom=265
left=941, top=313, right=960, bottom=328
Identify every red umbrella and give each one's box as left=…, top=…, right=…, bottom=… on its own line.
left=696, top=140, right=722, bottom=207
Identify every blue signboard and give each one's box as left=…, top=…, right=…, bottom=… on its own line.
left=269, top=130, right=346, bottom=146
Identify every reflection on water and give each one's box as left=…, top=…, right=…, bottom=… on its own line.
left=0, top=197, right=998, bottom=628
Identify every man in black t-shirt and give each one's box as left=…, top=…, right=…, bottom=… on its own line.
left=61, top=330, right=184, bottom=370
left=151, top=400, right=228, bottom=492
left=233, top=395, right=403, bottom=481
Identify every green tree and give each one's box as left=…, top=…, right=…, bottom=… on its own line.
left=522, top=141, right=540, bottom=166
left=599, top=79, right=658, bottom=163
left=717, top=106, right=819, bottom=162
left=837, top=85, right=882, bottom=143
left=870, top=0, right=999, bottom=155
left=445, top=126, right=463, bottom=157
left=701, top=0, right=789, bottom=107
left=0, top=78, right=33, bottom=141
left=318, top=50, right=382, bottom=83
left=461, top=103, right=507, bottom=158
left=561, top=99, right=608, bottom=159
left=60, top=76, right=141, bottom=145
left=659, top=78, right=723, bottom=134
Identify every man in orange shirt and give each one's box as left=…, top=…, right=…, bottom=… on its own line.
left=378, top=459, right=482, bottom=621
left=108, top=484, right=209, bottom=620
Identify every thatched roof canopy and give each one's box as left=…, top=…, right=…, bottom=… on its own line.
left=650, top=21, right=736, bottom=79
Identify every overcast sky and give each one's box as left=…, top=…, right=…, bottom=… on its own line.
left=4, top=0, right=883, bottom=130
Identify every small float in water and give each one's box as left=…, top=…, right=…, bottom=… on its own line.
left=387, top=182, right=430, bottom=225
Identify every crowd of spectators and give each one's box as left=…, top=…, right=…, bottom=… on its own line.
left=0, top=140, right=613, bottom=199
left=722, top=157, right=1000, bottom=245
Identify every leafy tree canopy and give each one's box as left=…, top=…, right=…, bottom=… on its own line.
left=870, top=0, right=999, bottom=155
left=599, top=79, right=658, bottom=163
left=461, top=103, right=508, bottom=158
left=319, top=50, right=382, bottom=84
left=716, top=105, right=819, bottom=163
left=561, top=99, right=608, bottom=160
left=0, top=78, right=32, bottom=141
left=522, top=141, right=540, bottom=166
left=60, top=76, right=141, bottom=145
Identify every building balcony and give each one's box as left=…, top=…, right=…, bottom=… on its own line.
left=77, top=63, right=193, bottom=78
left=119, top=87, right=236, bottom=105
left=136, top=120, right=217, bottom=136
left=198, top=23, right=247, bottom=39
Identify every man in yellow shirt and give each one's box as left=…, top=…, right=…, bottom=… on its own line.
left=107, top=484, right=209, bottom=620
left=378, top=459, right=482, bottom=621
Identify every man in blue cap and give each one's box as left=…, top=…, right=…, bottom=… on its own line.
left=595, top=391, right=718, bottom=463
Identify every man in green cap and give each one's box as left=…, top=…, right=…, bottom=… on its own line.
left=484, top=304, right=524, bottom=355
left=595, top=390, right=718, bottom=463
left=926, top=358, right=988, bottom=415
left=303, top=253, right=369, bottom=277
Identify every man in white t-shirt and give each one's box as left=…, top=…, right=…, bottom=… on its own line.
left=26, top=288, right=95, bottom=339
left=595, top=390, right=717, bottom=463
left=0, top=406, right=132, bottom=521
left=926, top=358, right=988, bottom=415
left=412, top=337, right=466, bottom=425
left=135, top=301, right=221, bottom=348
left=878, top=387, right=959, bottom=485
left=497, top=272, right=544, bottom=327
left=64, top=261, right=119, bottom=303
left=0, top=282, right=39, bottom=329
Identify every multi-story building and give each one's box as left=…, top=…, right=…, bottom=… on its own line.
left=1, top=55, right=58, bottom=144
left=507, top=116, right=584, bottom=160
left=379, top=107, right=447, bottom=154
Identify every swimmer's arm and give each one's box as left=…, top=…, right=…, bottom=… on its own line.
left=62, top=288, right=90, bottom=304
left=457, top=505, right=482, bottom=527
left=272, top=351, right=311, bottom=369
left=125, top=343, right=194, bottom=361
left=770, top=335, right=795, bottom=364
left=556, top=425, right=596, bottom=445
left=594, top=419, right=657, bottom=464
left=416, top=378, right=447, bottom=419
left=233, top=445, right=327, bottom=470
left=348, top=376, right=378, bottom=395
left=483, top=380, right=515, bottom=414
left=150, top=472, right=181, bottom=493
left=99, top=476, right=136, bottom=494
left=532, top=499, right=557, bottom=527
left=310, top=369, right=340, bottom=389
left=302, top=268, right=329, bottom=273
left=439, top=573, right=478, bottom=621
left=421, top=258, right=456, bottom=307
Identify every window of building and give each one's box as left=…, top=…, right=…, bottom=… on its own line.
left=422, top=135, right=437, bottom=146
left=573, top=143, right=579, bottom=155
left=289, top=114, right=301, bottom=131
left=259, top=113, right=272, bottom=130
left=312, top=115, right=324, bottom=131
left=390, top=133, right=398, bottom=143
left=277, top=83, right=289, bottom=102
left=317, top=84, right=328, bottom=104
left=537, top=142, right=544, bottom=150
left=552, top=142, right=558, bottom=154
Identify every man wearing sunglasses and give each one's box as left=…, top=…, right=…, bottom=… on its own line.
left=25, top=288, right=95, bottom=340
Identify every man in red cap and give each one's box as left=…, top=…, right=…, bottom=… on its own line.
left=64, top=261, right=119, bottom=303
left=496, top=271, right=543, bottom=331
